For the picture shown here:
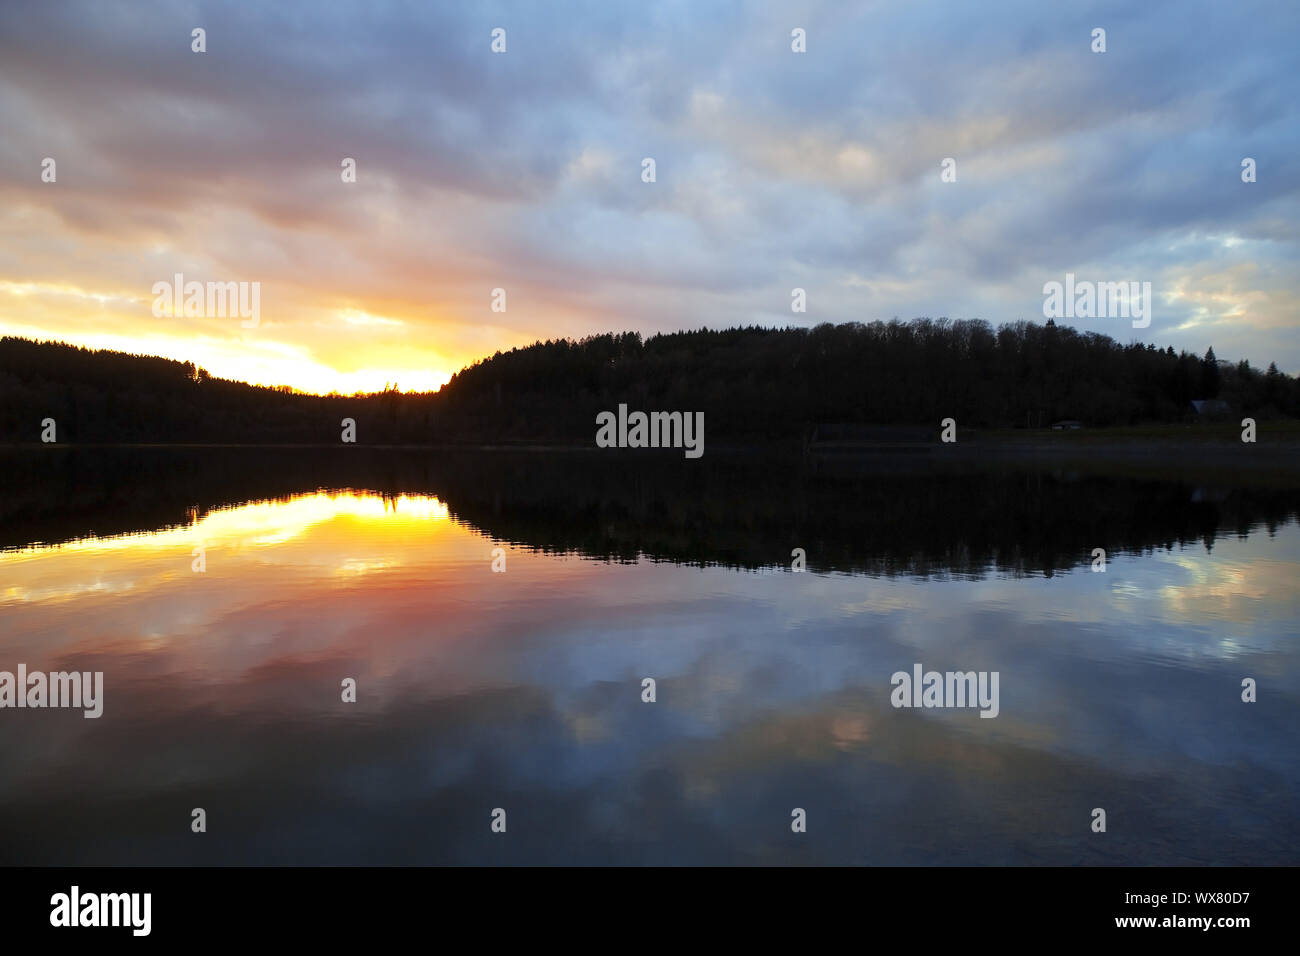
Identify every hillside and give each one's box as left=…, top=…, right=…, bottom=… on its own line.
left=2, top=320, right=1297, bottom=445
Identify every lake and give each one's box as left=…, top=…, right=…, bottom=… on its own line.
left=1, top=446, right=1297, bottom=864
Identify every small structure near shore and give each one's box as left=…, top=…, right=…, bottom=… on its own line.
left=1050, top=420, right=1083, bottom=430
left=1190, top=399, right=1231, bottom=420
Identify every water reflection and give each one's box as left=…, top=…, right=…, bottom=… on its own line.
left=0, top=454, right=1298, bottom=865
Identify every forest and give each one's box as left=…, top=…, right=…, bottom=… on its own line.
left=2, top=319, right=1297, bottom=444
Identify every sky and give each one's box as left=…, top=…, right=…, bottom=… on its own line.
left=0, top=0, right=1297, bottom=393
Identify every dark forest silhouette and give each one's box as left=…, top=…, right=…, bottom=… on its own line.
left=2, top=319, right=1298, bottom=444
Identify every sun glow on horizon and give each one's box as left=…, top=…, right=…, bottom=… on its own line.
left=0, top=312, right=456, bottom=396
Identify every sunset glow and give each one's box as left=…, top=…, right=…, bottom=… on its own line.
left=2, top=2, right=1298, bottom=392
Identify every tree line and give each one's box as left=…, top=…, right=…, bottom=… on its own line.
left=2, top=319, right=1297, bottom=444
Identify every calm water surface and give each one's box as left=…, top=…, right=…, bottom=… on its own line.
left=1, top=449, right=1297, bottom=864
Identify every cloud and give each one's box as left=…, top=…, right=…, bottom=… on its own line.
left=0, top=0, right=1297, bottom=388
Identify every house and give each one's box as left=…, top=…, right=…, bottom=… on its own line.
left=1190, top=399, right=1231, bottom=419
left=1050, top=420, right=1082, bottom=430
